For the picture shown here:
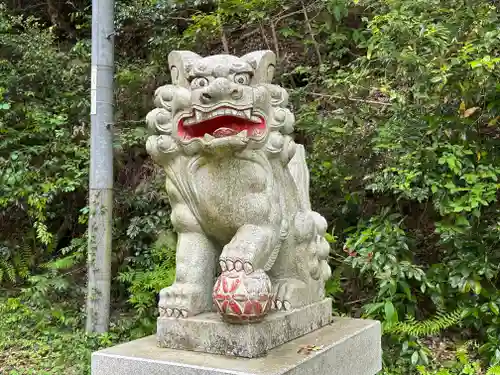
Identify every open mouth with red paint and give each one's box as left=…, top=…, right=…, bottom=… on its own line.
left=178, top=106, right=266, bottom=141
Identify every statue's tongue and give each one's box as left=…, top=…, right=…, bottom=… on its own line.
left=213, top=127, right=239, bottom=138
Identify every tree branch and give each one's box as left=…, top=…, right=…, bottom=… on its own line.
left=270, top=20, right=280, bottom=61
left=300, top=0, right=322, bottom=66
left=307, top=92, right=392, bottom=106
left=260, top=22, right=271, bottom=50
left=216, top=8, right=230, bottom=54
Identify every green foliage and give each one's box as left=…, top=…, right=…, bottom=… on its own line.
left=1, top=0, right=500, bottom=373
left=0, top=295, right=149, bottom=375
left=412, top=342, right=484, bottom=375
left=117, top=229, right=177, bottom=316
left=0, top=5, right=91, bottom=285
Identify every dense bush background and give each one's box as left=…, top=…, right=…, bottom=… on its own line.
left=0, top=0, right=499, bottom=374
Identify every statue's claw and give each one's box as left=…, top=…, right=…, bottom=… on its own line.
left=161, top=308, right=188, bottom=318
left=274, top=299, right=292, bottom=311
left=243, top=262, right=254, bottom=274
left=220, top=257, right=254, bottom=275
left=160, top=307, right=185, bottom=318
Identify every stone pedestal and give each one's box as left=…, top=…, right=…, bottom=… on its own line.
left=157, top=298, right=333, bottom=358
left=91, top=317, right=382, bottom=375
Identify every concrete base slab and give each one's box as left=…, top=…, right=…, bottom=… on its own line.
left=92, top=317, right=382, bottom=375
left=157, top=298, right=332, bottom=358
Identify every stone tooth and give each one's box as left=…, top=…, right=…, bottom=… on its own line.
left=236, top=130, right=248, bottom=138
left=195, top=110, right=203, bottom=122
left=204, top=134, right=215, bottom=141
left=243, top=109, right=251, bottom=118
left=251, top=115, right=261, bottom=123
left=252, top=128, right=264, bottom=137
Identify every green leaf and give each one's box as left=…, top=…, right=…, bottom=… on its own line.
left=490, top=302, right=499, bottom=316
left=384, top=300, right=398, bottom=324
left=411, top=350, right=419, bottom=365
left=330, top=127, right=346, bottom=133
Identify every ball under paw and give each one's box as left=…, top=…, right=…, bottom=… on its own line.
left=212, top=269, right=273, bottom=324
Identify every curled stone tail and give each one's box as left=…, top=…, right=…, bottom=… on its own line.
left=288, top=144, right=311, bottom=211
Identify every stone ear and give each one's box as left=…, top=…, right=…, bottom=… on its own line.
left=240, top=50, right=276, bottom=84
left=168, top=50, right=202, bottom=88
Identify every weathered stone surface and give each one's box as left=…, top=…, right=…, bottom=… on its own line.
left=91, top=317, right=382, bottom=375
left=145, top=50, right=332, bottom=323
left=157, top=298, right=332, bottom=358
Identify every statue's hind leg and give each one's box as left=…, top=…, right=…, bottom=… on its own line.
left=270, top=211, right=332, bottom=312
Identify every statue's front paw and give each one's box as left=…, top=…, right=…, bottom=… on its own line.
left=220, top=224, right=275, bottom=274
left=220, top=239, right=257, bottom=274
left=158, top=283, right=208, bottom=318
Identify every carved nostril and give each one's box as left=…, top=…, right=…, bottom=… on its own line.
left=201, top=92, right=212, bottom=100
left=231, top=88, right=242, bottom=99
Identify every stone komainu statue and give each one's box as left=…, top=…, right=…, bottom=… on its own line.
left=146, top=50, right=331, bottom=324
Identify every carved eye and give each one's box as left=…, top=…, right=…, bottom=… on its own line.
left=191, top=77, right=209, bottom=89
left=234, top=73, right=250, bottom=85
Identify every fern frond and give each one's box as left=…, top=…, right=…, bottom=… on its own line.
left=0, top=256, right=16, bottom=283
left=0, top=243, right=34, bottom=284
left=20, top=242, right=33, bottom=265
left=384, top=309, right=463, bottom=337
left=455, top=340, right=476, bottom=364
left=12, top=253, right=29, bottom=278
left=486, top=365, right=500, bottom=375
left=45, top=253, right=79, bottom=270
left=13, top=243, right=31, bottom=278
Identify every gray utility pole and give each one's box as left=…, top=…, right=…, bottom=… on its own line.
left=86, top=0, right=115, bottom=333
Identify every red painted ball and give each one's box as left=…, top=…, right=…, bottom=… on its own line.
left=212, top=269, right=273, bottom=324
